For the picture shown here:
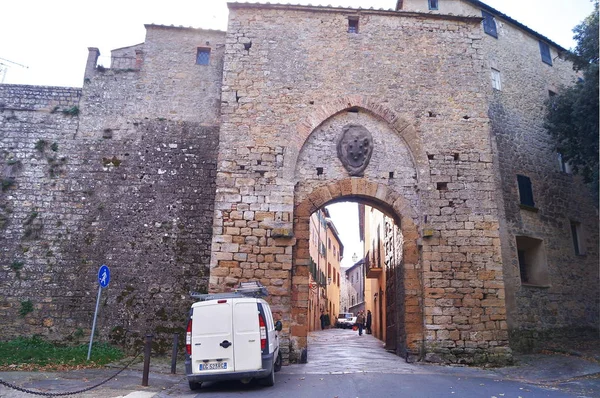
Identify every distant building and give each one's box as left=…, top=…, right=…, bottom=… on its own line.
left=346, top=259, right=365, bottom=316
left=308, top=208, right=343, bottom=330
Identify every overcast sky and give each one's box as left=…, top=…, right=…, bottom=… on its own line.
left=0, top=0, right=594, bottom=86
left=1, top=0, right=595, bottom=266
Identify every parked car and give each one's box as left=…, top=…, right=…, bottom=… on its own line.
left=185, top=282, right=283, bottom=390
left=335, top=312, right=357, bottom=329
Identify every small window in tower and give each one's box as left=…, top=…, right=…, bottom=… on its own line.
left=539, top=41, right=553, bottom=66
left=557, top=152, right=572, bottom=174
left=491, top=68, right=502, bottom=90
left=517, top=174, right=535, bottom=209
left=196, top=48, right=211, bottom=65
left=482, top=10, right=497, bottom=38
left=428, top=0, right=439, bottom=10
left=348, top=17, right=359, bottom=33
left=570, top=221, right=585, bottom=255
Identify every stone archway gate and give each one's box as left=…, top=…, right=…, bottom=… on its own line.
left=209, top=3, right=512, bottom=366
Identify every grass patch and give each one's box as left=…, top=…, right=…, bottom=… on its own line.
left=0, top=336, right=125, bottom=370
left=35, top=139, right=48, bottom=152
left=19, top=300, right=33, bottom=317
left=61, top=106, right=79, bottom=116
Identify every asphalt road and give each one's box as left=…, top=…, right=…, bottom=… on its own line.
left=155, top=372, right=578, bottom=397
left=154, top=328, right=598, bottom=397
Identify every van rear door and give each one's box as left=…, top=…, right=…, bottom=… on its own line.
left=232, top=299, right=262, bottom=371
left=190, top=300, right=234, bottom=374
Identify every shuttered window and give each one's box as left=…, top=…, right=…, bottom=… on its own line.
left=517, top=174, right=535, bottom=207
left=539, top=41, right=552, bottom=65
left=571, top=221, right=585, bottom=255
left=428, top=0, right=439, bottom=10
left=491, top=68, right=501, bottom=90
left=482, top=11, right=497, bottom=38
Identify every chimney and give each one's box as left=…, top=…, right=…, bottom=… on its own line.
left=84, top=47, right=100, bottom=82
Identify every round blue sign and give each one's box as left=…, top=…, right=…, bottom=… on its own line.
left=98, top=265, right=110, bottom=288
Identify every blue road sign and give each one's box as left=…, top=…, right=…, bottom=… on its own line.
left=98, top=265, right=110, bottom=288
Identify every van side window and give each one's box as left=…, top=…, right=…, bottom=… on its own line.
left=262, top=302, right=275, bottom=329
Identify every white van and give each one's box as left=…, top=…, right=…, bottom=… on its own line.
left=185, top=282, right=283, bottom=390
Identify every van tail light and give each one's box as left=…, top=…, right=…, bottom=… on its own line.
left=186, top=319, right=192, bottom=355
left=259, top=313, right=267, bottom=350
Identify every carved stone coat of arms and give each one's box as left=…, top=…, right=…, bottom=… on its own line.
left=336, top=124, right=373, bottom=176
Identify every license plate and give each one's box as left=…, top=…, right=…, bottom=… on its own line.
left=199, top=362, right=227, bottom=371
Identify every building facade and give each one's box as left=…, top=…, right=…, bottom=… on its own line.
left=307, top=208, right=343, bottom=330
left=0, top=0, right=597, bottom=365
left=325, top=216, right=343, bottom=323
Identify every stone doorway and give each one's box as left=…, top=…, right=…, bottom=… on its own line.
left=291, top=182, right=423, bottom=363
left=286, top=101, right=426, bottom=363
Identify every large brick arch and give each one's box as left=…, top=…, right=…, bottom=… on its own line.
left=283, top=96, right=428, bottom=181
left=289, top=178, right=424, bottom=362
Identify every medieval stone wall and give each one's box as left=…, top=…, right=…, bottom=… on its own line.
left=1, top=84, right=83, bottom=339
left=0, top=24, right=224, bottom=350
left=480, top=9, right=599, bottom=348
left=402, top=0, right=599, bottom=351
left=213, top=4, right=511, bottom=364
left=79, top=26, right=226, bottom=139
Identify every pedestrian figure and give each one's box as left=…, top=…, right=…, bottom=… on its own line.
left=356, top=311, right=365, bottom=336
left=320, top=310, right=327, bottom=330
left=366, top=310, right=372, bottom=335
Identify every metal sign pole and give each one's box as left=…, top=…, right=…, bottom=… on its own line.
left=87, top=285, right=102, bottom=361
left=88, top=265, right=110, bottom=361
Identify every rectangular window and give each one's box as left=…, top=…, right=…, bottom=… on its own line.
left=482, top=10, right=497, bottom=38
left=517, top=236, right=549, bottom=286
left=517, top=174, right=535, bottom=208
left=570, top=221, right=585, bottom=255
left=491, top=68, right=501, bottom=90
left=348, top=17, right=359, bottom=33
left=428, top=0, right=439, bottom=10
left=196, top=48, right=210, bottom=65
left=539, top=41, right=552, bottom=65
left=557, top=152, right=572, bottom=173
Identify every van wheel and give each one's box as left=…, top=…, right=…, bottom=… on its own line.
left=189, top=381, right=202, bottom=390
left=274, top=352, right=282, bottom=372
left=260, top=361, right=275, bottom=386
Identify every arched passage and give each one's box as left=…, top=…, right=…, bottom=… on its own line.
left=289, top=179, right=424, bottom=362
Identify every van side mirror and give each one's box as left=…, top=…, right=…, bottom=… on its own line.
left=275, top=320, right=283, bottom=331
